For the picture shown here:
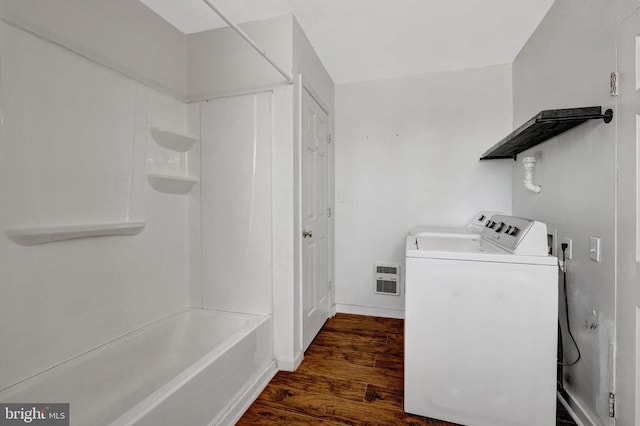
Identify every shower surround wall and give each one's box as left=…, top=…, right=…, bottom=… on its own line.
left=0, top=1, right=195, bottom=392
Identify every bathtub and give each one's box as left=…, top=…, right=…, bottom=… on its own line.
left=0, top=308, right=276, bottom=425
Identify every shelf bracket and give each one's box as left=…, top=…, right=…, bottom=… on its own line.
left=536, top=109, right=613, bottom=124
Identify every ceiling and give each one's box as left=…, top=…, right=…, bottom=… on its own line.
left=139, top=0, right=556, bottom=85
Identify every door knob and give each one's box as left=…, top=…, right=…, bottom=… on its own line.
left=303, top=230, right=313, bottom=238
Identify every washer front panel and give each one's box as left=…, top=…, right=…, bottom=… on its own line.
left=404, top=257, right=558, bottom=426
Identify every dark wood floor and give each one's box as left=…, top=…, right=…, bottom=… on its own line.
left=237, top=313, right=577, bottom=425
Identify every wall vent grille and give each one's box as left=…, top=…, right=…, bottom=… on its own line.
left=376, top=280, right=398, bottom=294
left=376, top=266, right=397, bottom=274
left=374, top=263, right=400, bottom=295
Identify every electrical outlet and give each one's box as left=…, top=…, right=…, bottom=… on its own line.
left=563, top=237, right=573, bottom=260
left=547, top=229, right=557, bottom=256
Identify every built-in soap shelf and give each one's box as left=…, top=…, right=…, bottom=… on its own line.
left=147, top=173, right=198, bottom=195
left=149, top=127, right=198, bottom=152
left=147, top=126, right=199, bottom=194
left=6, top=221, right=146, bottom=246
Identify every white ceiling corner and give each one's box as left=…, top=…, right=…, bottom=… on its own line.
left=139, top=0, right=556, bottom=85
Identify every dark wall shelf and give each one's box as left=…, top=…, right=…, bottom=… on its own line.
left=480, top=106, right=613, bottom=160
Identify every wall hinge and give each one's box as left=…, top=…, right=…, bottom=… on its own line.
left=328, top=281, right=332, bottom=290
left=327, top=207, right=332, bottom=218
left=609, top=392, right=615, bottom=417
left=328, top=133, right=332, bottom=143
left=610, top=72, right=618, bottom=96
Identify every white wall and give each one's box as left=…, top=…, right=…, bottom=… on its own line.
left=292, top=18, right=334, bottom=114
left=615, top=0, right=640, bottom=23
left=0, top=21, right=193, bottom=390
left=511, top=1, right=617, bottom=424
left=187, top=15, right=293, bottom=101
left=335, top=65, right=513, bottom=317
left=0, top=0, right=187, bottom=99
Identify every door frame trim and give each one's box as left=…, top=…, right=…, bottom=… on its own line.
left=295, top=74, right=334, bottom=353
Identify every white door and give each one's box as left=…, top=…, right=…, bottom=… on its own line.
left=616, top=11, right=640, bottom=426
left=301, top=87, right=330, bottom=351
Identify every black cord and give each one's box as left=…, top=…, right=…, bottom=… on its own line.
left=558, top=243, right=581, bottom=367
left=557, top=320, right=564, bottom=391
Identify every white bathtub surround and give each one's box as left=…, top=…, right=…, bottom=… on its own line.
left=0, top=309, right=275, bottom=426
left=0, top=19, right=194, bottom=392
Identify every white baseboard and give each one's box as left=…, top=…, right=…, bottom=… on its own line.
left=276, top=350, right=304, bottom=372
left=335, top=303, right=404, bottom=319
left=215, top=360, right=278, bottom=426
left=560, top=387, right=602, bottom=426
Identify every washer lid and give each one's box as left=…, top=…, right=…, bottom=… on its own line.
left=406, top=235, right=557, bottom=265
left=408, top=225, right=474, bottom=237
left=407, top=210, right=500, bottom=236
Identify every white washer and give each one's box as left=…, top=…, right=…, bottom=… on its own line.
left=408, top=210, right=501, bottom=238
left=404, top=215, right=558, bottom=426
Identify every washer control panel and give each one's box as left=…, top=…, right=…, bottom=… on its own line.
left=481, top=215, right=549, bottom=256
left=466, top=210, right=502, bottom=231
